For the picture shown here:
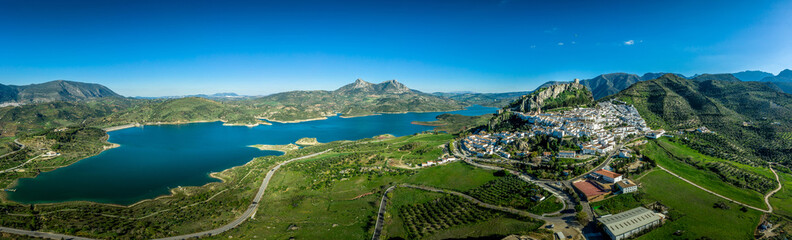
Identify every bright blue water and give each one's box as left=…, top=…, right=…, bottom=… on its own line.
left=8, top=106, right=496, bottom=205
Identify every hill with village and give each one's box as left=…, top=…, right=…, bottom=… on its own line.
left=2, top=71, right=792, bottom=239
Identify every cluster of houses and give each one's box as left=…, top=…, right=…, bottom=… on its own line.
left=516, top=102, right=649, bottom=155
left=460, top=131, right=531, bottom=158
left=462, top=101, right=653, bottom=160
left=572, top=169, right=639, bottom=202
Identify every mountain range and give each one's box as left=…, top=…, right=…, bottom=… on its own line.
left=532, top=69, right=792, bottom=100
left=245, top=79, right=465, bottom=121
left=608, top=74, right=792, bottom=165
left=431, top=91, right=531, bottom=108
left=0, top=80, right=121, bottom=105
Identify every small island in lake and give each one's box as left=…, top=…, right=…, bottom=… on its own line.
left=248, top=143, right=300, bottom=153
left=295, top=137, right=321, bottom=146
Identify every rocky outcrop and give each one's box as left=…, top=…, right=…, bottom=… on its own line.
left=509, top=80, right=592, bottom=112
left=335, top=79, right=411, bottom=94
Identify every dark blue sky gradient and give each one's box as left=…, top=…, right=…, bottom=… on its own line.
left=1, top=0, right=790, bottom=96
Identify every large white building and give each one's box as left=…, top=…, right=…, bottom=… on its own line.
left=594, top=169, right=623, bottom=183
left=599, top=207, right=663, bottom=240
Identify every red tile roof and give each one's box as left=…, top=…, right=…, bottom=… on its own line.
left=573, top=180, right=608, bottom=197
left=595, top=169, right=622, bottom=179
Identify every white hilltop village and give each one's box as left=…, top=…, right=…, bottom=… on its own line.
left=460, top=79, right=665, bottom=161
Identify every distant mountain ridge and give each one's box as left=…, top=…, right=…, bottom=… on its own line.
left=535, top=70, right=792, bottom=100
left=761, top=69, right=792, bottom=82
left=690, top=74, right=741, bottom=82
left=134, top=92, right=249, bottom=100
left=335, top=79, right=412, bottom=94
left=246, top=79, right=465, bottom=121
left=431, top=91, right=531, bottom=108
left=533, top=72, right=688, bottom=100
left=733, top=70, right=774, bottom=82
left=0, top=80, right=121, bottom=104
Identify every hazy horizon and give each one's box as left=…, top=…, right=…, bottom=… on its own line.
left=2, top=0, right=791, bottom=97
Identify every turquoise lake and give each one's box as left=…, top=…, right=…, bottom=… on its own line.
left=8, top=106, right=496, bottom=205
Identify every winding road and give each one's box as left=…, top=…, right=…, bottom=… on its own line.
left=657, top=164, right=782, bottom=213
left=371, top=185, right=396, bottom=240
left=0, top=139, right=25, bottom=159
left=0, top=149, right=333, bottom=240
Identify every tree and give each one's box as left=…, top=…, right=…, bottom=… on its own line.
left=576, top=211, right=588, bottom=225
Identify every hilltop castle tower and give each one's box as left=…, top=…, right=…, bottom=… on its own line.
left=574, top=78, right=580, bottom=84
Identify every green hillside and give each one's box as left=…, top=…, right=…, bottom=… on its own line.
left=607, top=74, right=792, bottom=167
left=242, top=79, right=465, bottom=121
left=1, top=80, right=122, bottom=104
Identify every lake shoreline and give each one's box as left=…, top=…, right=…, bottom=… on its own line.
left=104, top=119, right=271, bottom=132
left=9, top=105, right=494, bottom=206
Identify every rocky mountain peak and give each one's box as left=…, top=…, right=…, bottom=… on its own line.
left=378, top=79, right=410, bottom=94
left=509, top=81, right=592, bottom=112
left=335, top=79, right=413, bottom=94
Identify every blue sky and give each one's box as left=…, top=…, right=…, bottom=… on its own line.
left=1, top=0, right=791, bottom=97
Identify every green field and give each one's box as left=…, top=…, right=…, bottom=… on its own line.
left=770, top=171, right=792, bottom=218
left=655, top=138, right=775, bottom=180
left=405, top=161, right=496, bottom=192
left=381, top=188, right=546, bottom=240
left=636, top=170, right=763, bottom=240
left=590, top=193, right=645, bottom=216
left=210, top=133, right=545, bottom=240
left=377, top=133, right=455, bottom=166
left=643, top=138, right=768, bottom=209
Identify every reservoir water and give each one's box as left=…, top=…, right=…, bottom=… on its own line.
left=8, top=106, right=496, bottom=205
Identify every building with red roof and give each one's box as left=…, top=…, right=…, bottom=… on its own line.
left=573, top=180, right=609, bottom=202
left=594, top=169, right=623, bottom=183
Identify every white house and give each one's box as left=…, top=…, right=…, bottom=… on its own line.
left=595, top=169, right=623, bottom=183
left=646, top=129, right=665, bottom=139
left=616, top=179, right=638, bottom=194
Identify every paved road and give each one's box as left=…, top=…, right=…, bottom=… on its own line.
left=0, top=227, right=94, bottom=240
left=451, top=141, right=573, bottom=213
left=0, top=149, right=332, bottom=240
left=0, top=139, right=25, bottom=159
left=154, top=149, right=332, bottom=240
left=371, top=185, right=396, bottom=240
left=0, top=155, right=41, bottom=174
left=657, top=165, right=779, bottom=213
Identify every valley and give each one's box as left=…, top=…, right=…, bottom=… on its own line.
left=1, top=73, right=792, bottom=240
